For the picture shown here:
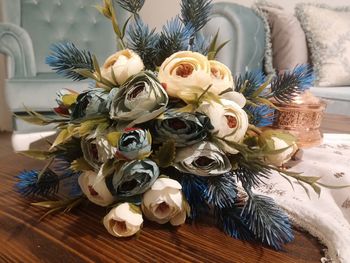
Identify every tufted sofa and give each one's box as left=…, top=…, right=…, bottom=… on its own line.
left=0, top=0, right=127, bottom=136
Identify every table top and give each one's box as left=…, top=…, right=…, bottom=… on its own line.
left=1, top=113, right=348, bottom=263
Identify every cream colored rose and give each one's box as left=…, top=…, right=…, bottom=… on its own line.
left=209, top=60, right=235, bottom=95
left=264, top=137, right=298, bottom=167
left=197, top=99, right=249, bottom=154
left=158, top=51, right=212, bottom=99
left=220, top=91, right=246, bottom=108
left=78, top=170, right=115, bottom=207
left=100, top=49, right=144, bottom=85
left=103, top=203, right=143, bottom=237
left=142, top=177, right=187, bottom=226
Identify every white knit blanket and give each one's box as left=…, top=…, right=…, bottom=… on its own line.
left=257, top=134, right=350, bottom=263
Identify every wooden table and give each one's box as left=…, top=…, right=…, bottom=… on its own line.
left=2, top=114, right=348, bottom=263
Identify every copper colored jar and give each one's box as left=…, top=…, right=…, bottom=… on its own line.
left=272, top=91, right=327, bottom=148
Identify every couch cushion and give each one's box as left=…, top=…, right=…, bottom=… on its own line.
left=311, top=86, right=350, bottom=115
left=255, top=3, right=308, bottom=73
left=20, top=0, right=125, bottom=73
left=5, top=73, right=89, bottom=112
left=296, top=4, right=350, bottom=86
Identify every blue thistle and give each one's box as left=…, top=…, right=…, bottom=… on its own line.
left=234, top=70, right=267, bottom=98
left=245, top=104, right=275, bottom=127
left=242, top=194, right=294, bottom=250
left=46, top=42, right=94, bottom=81
left=16, top=170, right=59, bottom=197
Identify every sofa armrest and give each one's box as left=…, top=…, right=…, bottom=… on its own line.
left=0, top=23, right=36, bottom=78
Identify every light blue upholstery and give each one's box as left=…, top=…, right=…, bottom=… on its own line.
left=0, top=0, right=127, bottom=132
left=202, top=2, right=265, bottom=76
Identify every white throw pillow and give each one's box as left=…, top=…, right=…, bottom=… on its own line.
left=296, top=4, right=350, bottom=86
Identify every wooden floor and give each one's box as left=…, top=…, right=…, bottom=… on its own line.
left=0, top=136, right=324, bottom=262
left=2, top=113, right=349, bottom=262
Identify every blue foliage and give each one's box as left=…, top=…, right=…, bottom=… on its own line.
left=245, top=104, right=275, bottom=127
left=156, top=16, right=194, bottom=65
left=191, top=33, right=210, bottom=55
left=16, top=170, right=59, bottom=197
left=46, top=42, right=93, bottom=81
left=127, top=18, right=159, bottom=70
left=267, top=64, right=315, bottom=103
left=242, top=194, right=294, bottom=250
left=215, top=206, right=254, bottom=241
left=116, top=0, right=145, bottom=14
left=204, top=172, right=237, bottom=209
left=180, top=0, right=212, bottom=33
left=292, top=64, right=315, bottom=90
left=180, top=174, right=209, bottom=219
left=234, top=70, right=267, bottom=98
left=52, top=158, right=82, bottom=197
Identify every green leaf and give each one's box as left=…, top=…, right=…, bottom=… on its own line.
left=152, top=140, right=176, bottom=168
left=106, top=131, right=122, bottom=147
left=121, top=15, right=133, bottom=39
left=71, top=158, right=94, bottom=172
left=18, top=150, right=54, bottom=160
left=92, top=55, right=101, bottom=77
left=51, top=128, right=73, bottom=149
left=32, top=197, right=84, bottom=220
left=213, top=40, right=230, bottom=58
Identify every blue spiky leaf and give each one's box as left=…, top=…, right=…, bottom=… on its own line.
left=215, top=205, right=254, bottom=240
left=116, top=0, right=145, bottom=14
left=265, top=64, right=314, bottom=103
left=180, top=0, right=212, bottom=33
left=156, top=16, right=194, bottom=65
left=235, top=70, right=267, bottom=98
left=242, top=194, right=294, bottom=250
left=180, top=174, right=209, bottom=219
left=46, top=42, right=94, bottom=81
left=204, top=172, right=237, bottom=208
left=127, top=18, right=159, bottom=70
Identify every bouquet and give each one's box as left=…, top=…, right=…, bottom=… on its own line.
left=16, top=0, right=325, bottom=250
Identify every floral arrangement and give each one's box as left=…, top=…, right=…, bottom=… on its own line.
left=16, top=0, right=326, bottom=250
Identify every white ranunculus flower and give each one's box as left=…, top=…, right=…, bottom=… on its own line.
left=103, top=202, right=143, bottom=237
left=197, top=99, right=249, bottom=154
left=220, top=91, right=246, bottom=108
left=158, top=51, right=212, bottom=99
left=78, top=170, right=115, bottom=207
left=142, top=177, right=187, bottom=226
left=209, top=60, right=235, bottom=95
left=264, top=137, right=298, bottom=167
left=100, top=49, right=144, bottom=86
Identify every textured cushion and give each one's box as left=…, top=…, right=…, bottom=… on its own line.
left=20, top=0, right=124, bottom=73
left=257, top=4, right=308, bottom=72
left=296, top=4, right=350, bottom=86
left=6, top=73, right=88, bottom=112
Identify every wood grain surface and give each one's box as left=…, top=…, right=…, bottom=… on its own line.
left=0, top=131, right=327, bottom=263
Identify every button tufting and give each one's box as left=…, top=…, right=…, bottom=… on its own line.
left=56, top=1, right=62, bottom=7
